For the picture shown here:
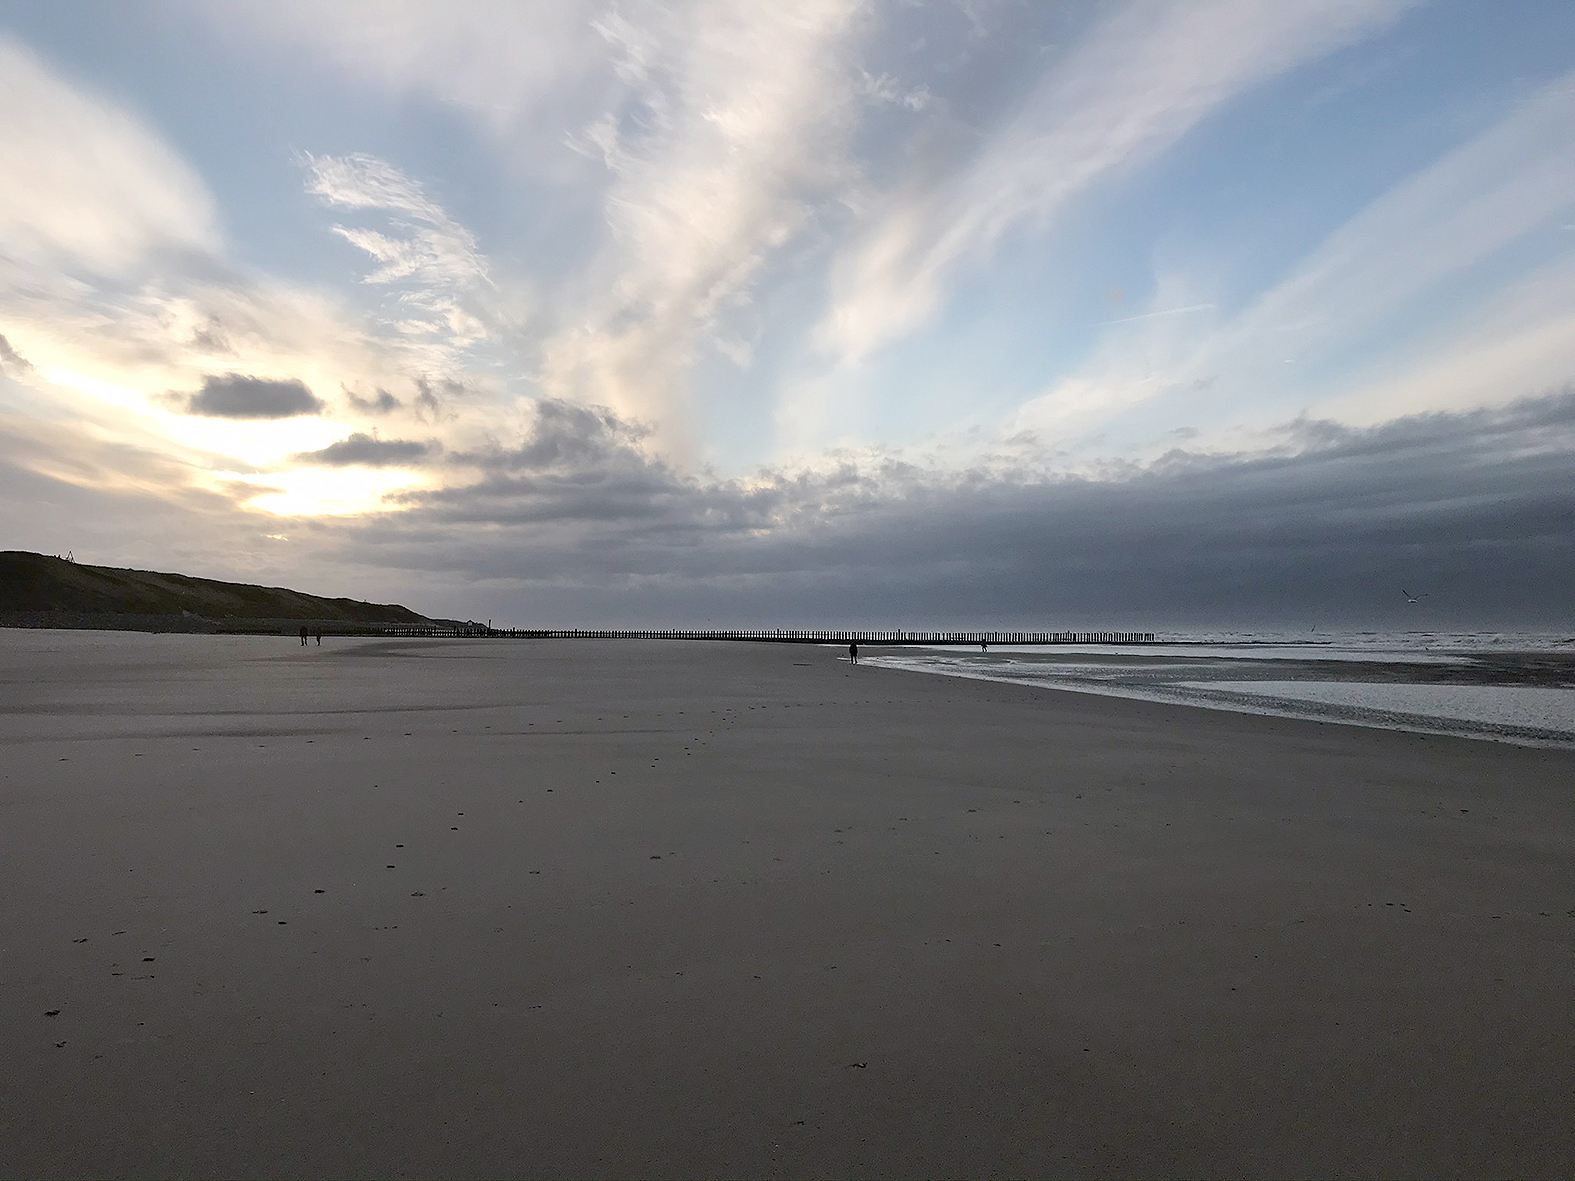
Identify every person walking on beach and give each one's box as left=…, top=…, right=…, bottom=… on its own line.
left=849, top=640, right=858, bottom=665
left=299, top=625, right=308, bottom=646
left=314, top=629, right=322, bottom=646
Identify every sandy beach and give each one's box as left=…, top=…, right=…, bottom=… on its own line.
left=2, top=632, right=1572, bottom=1179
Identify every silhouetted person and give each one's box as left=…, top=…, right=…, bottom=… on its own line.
left=981, top=639, right=988, bottom=653
left=299, top=626, right=308, bottom=646
left=314, top=630, right=322, bottom=646
left=849, top=640, right=858, bottom=665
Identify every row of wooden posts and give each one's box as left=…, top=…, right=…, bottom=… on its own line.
left=372, top=626, right=1158, bottom=645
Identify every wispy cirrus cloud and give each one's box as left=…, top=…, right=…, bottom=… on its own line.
left=1221, top=70, right=1575, bottom=424
left=217, top=1, right=870, bottom=445
left=1010, top=69, right=1575, bottom=447
left=0, top=34, right=218, bottom=274
left=303, top=151, right=498, bottom=360
left=816, top=0, right=1414, bottom=367
left=203, top=0, right=602, bottom=137
left=540, top=0, right=865, bottom=441
left=1320, top=252, right=1575, bottom=425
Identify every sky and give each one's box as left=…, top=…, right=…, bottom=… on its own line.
left=1, top=0, right=1572, bottom=629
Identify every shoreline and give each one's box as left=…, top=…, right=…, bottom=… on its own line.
left=864, top=653, right=1575, bottom=749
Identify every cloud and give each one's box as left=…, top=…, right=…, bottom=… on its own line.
left=856, top=69, right=933, bottom=112
left=188, top=0, right=874, bottom=451
left=817, top=0, right=1412, bottom=365
left=302, top=152, right=498, bottom=366
left=346, top=387, right=1575, bottom=627
left=304, top=153, right=488, bottom=290
left=8, top=1, right=1573, bottom=633
left=0, top=33, right=476, bottom=462
left=457, top=398, right=650, bottom=472
left=0, top=389, right=269, bottom=574
left=345, top=387, right=400, bottom=415
left=1240, top=71, right=1575, bottom=355
left=538, top=0, right=864, bottom=437
left=1099, top=303, right=1216, bottom=328
left=1012, top=69, right=1575, bottom=444
left=203, top=0, right=602, bottom=137
left=0, top=34, right=219, bottom=273
left=175, top=374, right=325, bottom=419
left=295, top=432, right=433, bottom=467
left=0, top=333, right=33, bottom=375
left=429, top=398, right=697, bottom=525
left=410, top=374, right=472, bottom=422
left=1322, top=253, right=1575, bottom=424
left=8, top=361, right=1575, bottom=627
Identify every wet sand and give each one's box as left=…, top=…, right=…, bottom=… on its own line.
left=2, top=632, right=1572, bottom=1178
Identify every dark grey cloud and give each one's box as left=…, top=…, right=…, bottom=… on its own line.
left=418, top=399, right=747, bottom=527
left=414, top=376, right=466, bottom=420
left=349, top=390, right=1575, bottom=629
left=345, top=387, right=400, bottom=414
left=9, top=385, right=1572, bottom=630
left=295, top=433, right=434, bottom=467
left=175, top=373, right=324, bottom=419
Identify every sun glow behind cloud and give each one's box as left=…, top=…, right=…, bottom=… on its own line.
left=38, top=363, right=430, bottom=519
left=43, top=367, right=343, bottom=467
left=238, top=465, right=430, bottom=518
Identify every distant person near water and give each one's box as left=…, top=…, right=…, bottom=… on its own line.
left=314, top=630, right=322, bottom=646
left=980, top=639, right=988, bottom=653
left=849, top=640, right=858, bottom=665
left=299, top=626, right=308, bottom=646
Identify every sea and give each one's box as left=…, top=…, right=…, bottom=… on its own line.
left=862, top=630, right=1575, bottom=748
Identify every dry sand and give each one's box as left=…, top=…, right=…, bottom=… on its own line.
left=2, top=632, right=1572, bottom=1179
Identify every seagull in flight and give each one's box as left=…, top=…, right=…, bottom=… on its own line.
left=1401, top=588, right=1428, bottom=604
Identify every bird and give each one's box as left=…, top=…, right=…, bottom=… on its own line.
left=1401, top=588, right=1428, bottom=604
